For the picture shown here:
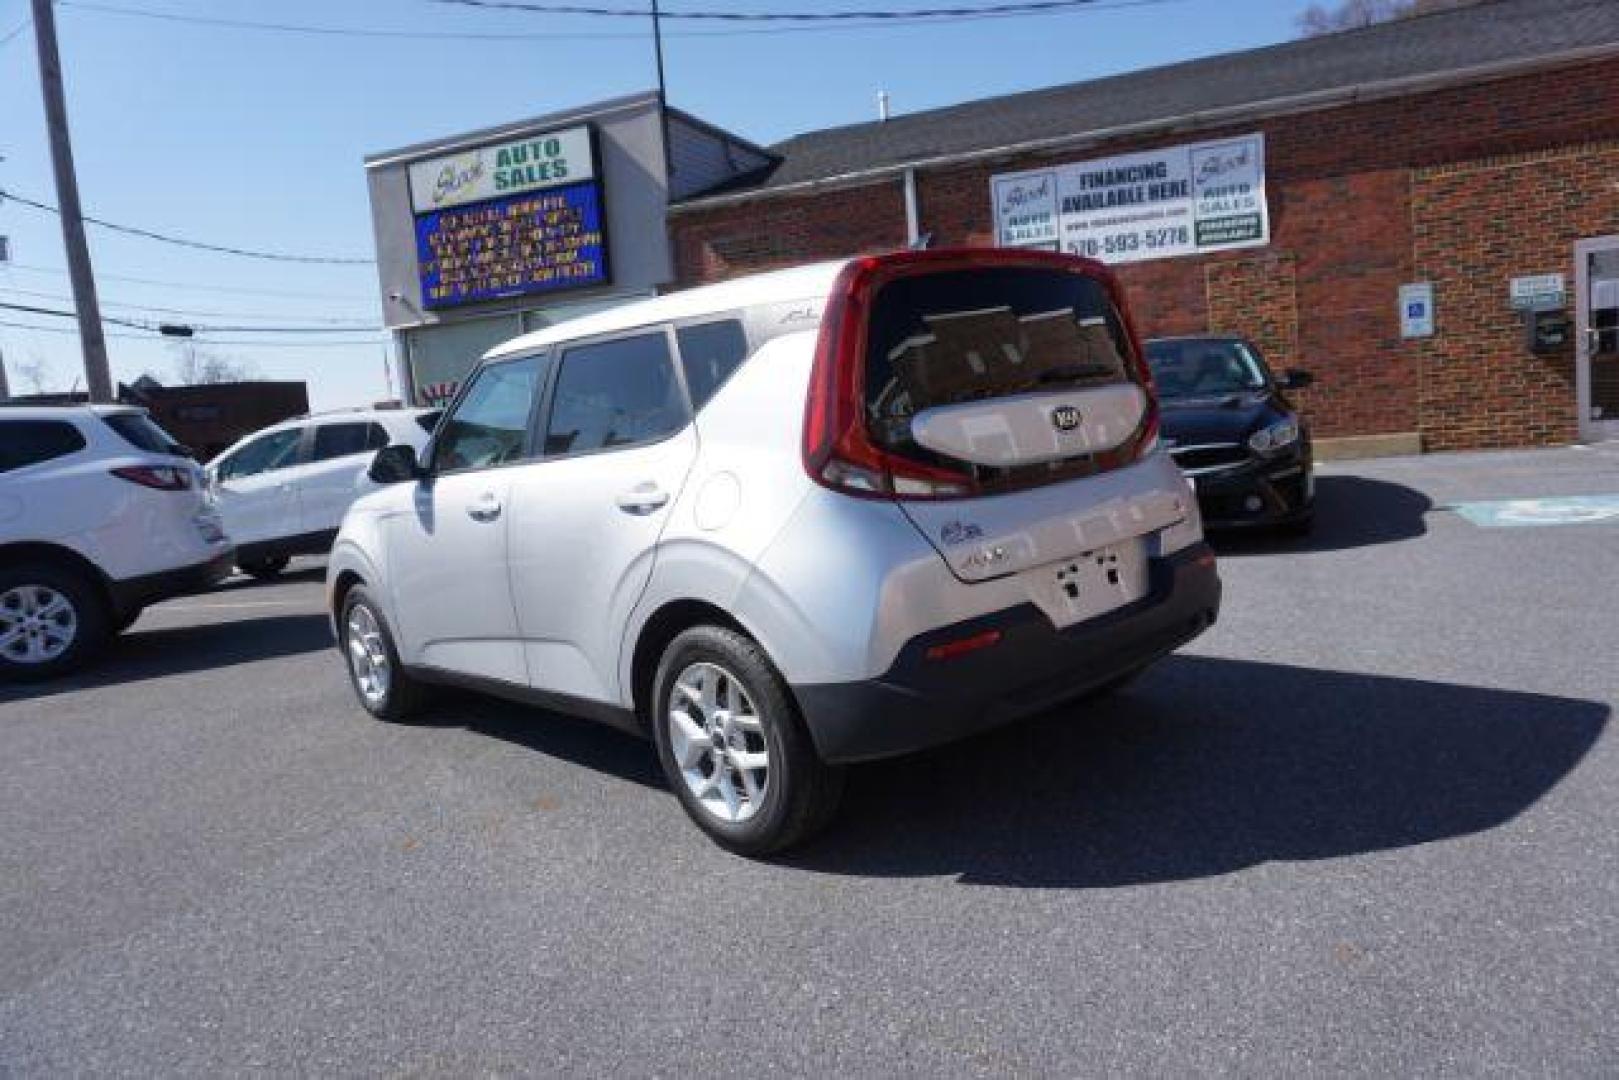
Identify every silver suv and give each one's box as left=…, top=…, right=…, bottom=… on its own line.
left=327, top=249, right=1219, bottom=853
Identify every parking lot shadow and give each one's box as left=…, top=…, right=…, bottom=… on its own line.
left=789, top=654, right=1606, bottom=888
left=0, top=614, right=333, bottom=705
left=411, top=690, right=664, bottom=790
left=1213, top=475, right=1431, bottom=556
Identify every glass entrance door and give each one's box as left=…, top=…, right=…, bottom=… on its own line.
left=1576, top=236, right=1619, bottom=441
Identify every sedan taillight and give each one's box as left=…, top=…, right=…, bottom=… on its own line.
left=111, top=465, right=193, bottom=491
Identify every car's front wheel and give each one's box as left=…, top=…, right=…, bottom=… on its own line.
left=0, top=563, right=110, bottom=682
left=339, top=586, right=426, bottom=721
left=652, top=625, right=844, bottom=855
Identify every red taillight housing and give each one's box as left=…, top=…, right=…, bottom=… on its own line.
left=801, top=248, right=1160, bottom=501
left=111, top=465, right=193, bottom=491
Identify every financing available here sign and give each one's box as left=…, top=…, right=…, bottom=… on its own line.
left=991, top=133, right=1269, bottom=264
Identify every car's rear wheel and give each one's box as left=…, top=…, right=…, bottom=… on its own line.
left=652, top=625, right=843, bottom=855
left=0, top=564, right=109, bottom=683
left=239, top=555, right=291, bottom=580
left=339, top=585, right=426, bottom=721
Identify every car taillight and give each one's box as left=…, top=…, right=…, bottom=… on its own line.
left=802, top=248, right=1160, bottom=501
left=111, top=465, right=193, bottom=491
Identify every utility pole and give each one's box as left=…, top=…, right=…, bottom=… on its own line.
left=651, top=0, right=672, bottom=177
left=32, top=0, right=113, bottom=403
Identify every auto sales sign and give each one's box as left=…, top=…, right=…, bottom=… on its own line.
left=991, top=133, right=1269, bottom=265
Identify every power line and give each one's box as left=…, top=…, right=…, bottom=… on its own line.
left=0, top=299, right=385, bottom=335
left=0, top=283, right=378, bottom=324
left=61, top=0, right=1170, bottom=39
left=0, top=317, right=385, bottom=348
left=0, top=299, right=155, bottom=332
left=434, top=0, right=1129, bottom=21
left=0, top=17, right=29, bottom=46
left=0, top=188, right=375, bottom=265
left=2, top=262, right=375, bottom=302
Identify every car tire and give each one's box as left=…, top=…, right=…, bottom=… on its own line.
left=0, top=562, right=110, bottom=683
left=652, top=625, right=844, bottom=855
left=239, top=555, right=291, bottom=580
left=339, top=585, right=427, bottom=721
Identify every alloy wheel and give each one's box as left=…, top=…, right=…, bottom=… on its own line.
left=0, top=585, right=79, bottom=665
left=345, top=603, right=392, bottom=708
left=667, top=661, right=771, bottom=823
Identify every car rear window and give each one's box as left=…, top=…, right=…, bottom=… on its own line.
left=311, top=422, right=389, bottom=461
left=0, top=420, right=88, bottom=473
left=862, top=268, right=1137, bottom=455
left=415, top=410, right=443, bottom=435
left=102, top=412, right=183, bottom=455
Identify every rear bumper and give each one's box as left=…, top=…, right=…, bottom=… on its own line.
left=107, top=548, right=235, bottom=616
left=792, top=543, right=1221, bottom=764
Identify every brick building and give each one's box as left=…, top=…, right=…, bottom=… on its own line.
left=669, top=0, right=1619, bottom=453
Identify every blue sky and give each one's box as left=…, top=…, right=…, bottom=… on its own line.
left=0, top=0, right=1302, bottom=409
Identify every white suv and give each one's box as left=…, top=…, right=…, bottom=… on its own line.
left=0, top=405, right=233, bottom=680
left=206, top=408, right=437, bottom=578
left=327, top=250, right=1219, bottom=853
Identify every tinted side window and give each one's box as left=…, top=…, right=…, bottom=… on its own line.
left=433, top=356, right=541, bottom=473
left=677, top=320, right=749, bottom=412
left=311, top=422, right=374, bottom=462
left=0, top=421, right=88, bottom=473
left=103, top=412, right=182, bottom=455
left=365, top=423, right=391, bottom=450
left=545, top=333, right=686, bottom=457
left=218, top=428, right=302, bottom=481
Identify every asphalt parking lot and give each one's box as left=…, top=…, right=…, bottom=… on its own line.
left=2, top=444, right=1616, bottom=1075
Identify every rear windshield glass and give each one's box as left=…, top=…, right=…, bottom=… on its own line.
left=415, top=410, right=443, bottom=435
left=1145, top=339, right=1268, bottom=399
left=863, top=268, right=1136, bottom=453
left=103, top=412, right=183, bottom=455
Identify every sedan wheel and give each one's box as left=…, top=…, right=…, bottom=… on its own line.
left=0, top=584, right=79, bottom=666
left=345, top=602, right=392, bottom=709
left=667, top=661, right=771, bottom=824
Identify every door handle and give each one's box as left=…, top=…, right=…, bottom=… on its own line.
left=615, top=484, right=670, bottom=515
left=466, top=493, right=503, bottom=522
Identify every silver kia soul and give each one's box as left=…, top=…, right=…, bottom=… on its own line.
left=328, top=249, right=1220, bottom=853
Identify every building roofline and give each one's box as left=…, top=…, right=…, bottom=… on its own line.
left=671, top=41, right=1619, bottom=213
left=364, top=90, right=663, bottom=169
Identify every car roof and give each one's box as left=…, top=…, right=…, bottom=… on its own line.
left=484, top=259, right=850, bottom=361
left=0, top=404, right=144, bottom=421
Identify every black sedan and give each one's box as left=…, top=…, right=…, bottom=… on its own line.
left=1143, top=335, right=1315, bottom=533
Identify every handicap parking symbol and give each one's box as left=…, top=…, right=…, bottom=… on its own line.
left=1450, top=495, right=1619, bottom=528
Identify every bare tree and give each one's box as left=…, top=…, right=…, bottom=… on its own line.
left=16, top=355, right=58, bottom=394
left=1296, top=0, right=1478, bottom=35
left=171, top=346, right=258, bottom=386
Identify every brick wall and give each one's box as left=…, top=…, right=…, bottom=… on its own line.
left=671, top=59, right=1619, bottom=447
left=1411, top=141, right=1619, bottom=450
left=672, top=179, right=908, bottom=283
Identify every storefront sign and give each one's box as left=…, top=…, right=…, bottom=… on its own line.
left=990, top=134, right=1269, bottom=264
left=408, top=125, right=596, bottom=213
left=1509, top=273, right=1566, bottom=311
left=415, top=182, right=609, bottom=309
left=1399, top=282, right=1434, bottom=338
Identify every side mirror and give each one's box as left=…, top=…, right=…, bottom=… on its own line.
left=369, top=443, right=423, bottom=484
left=1279, top=368, right=1314, bottom=390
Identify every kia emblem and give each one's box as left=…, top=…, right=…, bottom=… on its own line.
left=1051, top=404, right=1082, bottom=432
